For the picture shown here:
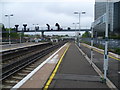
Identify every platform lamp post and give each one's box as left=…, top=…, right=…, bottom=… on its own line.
left=73, top=23, right=79, bottom=43
left=74, top=11, right=86, bottom=47
left=91, top=24, right=94, bottom=65
left=103, top=0, right=109, bottom=81
left=33, top=24, right=39, bottom=40
left=5, top=14, right=13, bottom=45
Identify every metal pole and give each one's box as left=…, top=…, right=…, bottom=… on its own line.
left=20, top=32, right=22, bottom=43
left=74, top=11, right=85, bottom=46
left=78, top=13, right=81, bottom=47
left=91, top=27, right=94, bottom=65
left=73, top=23, right=77, bottom=43
left=8, top=15, right=11, bottom=45
left=103, top=0, right=109, bottom=81
left=35, top=28, right=36, bottom=39
left=33, top=24, right=37, bottom=40
left=75, top=23, right=77, bottom=43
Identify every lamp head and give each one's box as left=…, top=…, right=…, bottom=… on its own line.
left=10, top=14, right=13, bottom=16
left=82, top=12, right=86, bottom=14
left=74, top=12, right=79, bottom=14
left=5, top=15, right=8, bottom=17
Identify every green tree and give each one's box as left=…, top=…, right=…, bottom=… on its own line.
left=82, top=31, right=91, bottom=38
left=2, top=28, right=24, bottom=38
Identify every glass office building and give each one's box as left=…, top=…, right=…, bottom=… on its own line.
left=94, top=1, right=120, bottom=36
left=114, top=1, right=120, bottom=34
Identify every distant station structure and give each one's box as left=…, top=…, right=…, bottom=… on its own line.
left=2, top=23, right=91, bottom=39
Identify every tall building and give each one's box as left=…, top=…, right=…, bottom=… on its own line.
left=94, top=1, right=120, bottom=36
left=114, top=1, right=120, bottom=34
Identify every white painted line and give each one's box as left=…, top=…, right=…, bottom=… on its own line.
left=11, top=43, right=67, bottom=89
left=75, top=44, right=91, bottom=64
left=118, top=72, right=120, bottom=74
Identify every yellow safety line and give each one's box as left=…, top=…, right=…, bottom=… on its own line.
left=81, top=43, right=120, bottom=61
left=43, top=44, right=70, bottom=90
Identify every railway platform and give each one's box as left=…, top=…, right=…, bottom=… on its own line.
left=1, top=42, right=49, bottom=52
left=11, top=42, right=115, bottom=89
left=44, top=43, right=110, bottom=89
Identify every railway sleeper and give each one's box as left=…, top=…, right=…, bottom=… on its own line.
left=17, top=73, right=27, bottom=76
left=25, top=67, right=34, bottom=70
left=2, top=84, right=13, bottom=88
left=22, top=70, right=32, bottom=73
left=5, top=80, right=19, bottom=84
left=12, top=76, right=23, bottom=80
left=29, top=64, right=36, bottom=68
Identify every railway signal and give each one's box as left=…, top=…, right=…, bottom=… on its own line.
left=46, top=24, right=50, bottom=30
left=15, top=25, right=19, bottom=32
left=55, top=23, right=60, bottom=30
left=23, top=24, right=27, bottom=31
left=68, top=27, right=71, bottom=30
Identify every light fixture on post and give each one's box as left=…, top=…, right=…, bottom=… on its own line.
left=103, top=0, right=109, bottom=82
left=33, top=24, right=39, bottom=40
left=5, top=14, right=13, bottom=45
left=73, top=22, right=79, bottom=43
left=74, top=11, right=86, bottom=47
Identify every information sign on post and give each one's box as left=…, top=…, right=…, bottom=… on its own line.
left=91, top=5, right=109, bottom=81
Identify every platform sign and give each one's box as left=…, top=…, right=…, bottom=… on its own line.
left=92, top=13, right=106, bottom=27
left=92, top=7, right=109, bottom=81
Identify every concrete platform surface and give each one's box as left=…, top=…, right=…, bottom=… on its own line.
left=1, top=42, right=48, bottom=52
left=47, top=43, right=110, bottom=89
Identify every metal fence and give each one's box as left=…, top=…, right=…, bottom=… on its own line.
left=81, top=38, right=120, bottom=49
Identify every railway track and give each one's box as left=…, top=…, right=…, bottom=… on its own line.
left=2, top=43, right=52, bottom=67
left=2, top=43, right=51, bottom=64
left=2, top=43, right=52, bottom=80
left=1, top=41, right=66, bottom=89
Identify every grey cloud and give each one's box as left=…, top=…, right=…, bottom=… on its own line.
left=2, top=1, right=94, bottom=29
left=44, top=2, right=94, bottom=17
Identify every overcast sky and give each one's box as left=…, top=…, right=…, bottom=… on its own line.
left=1, top=0, right=95, bottom=35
